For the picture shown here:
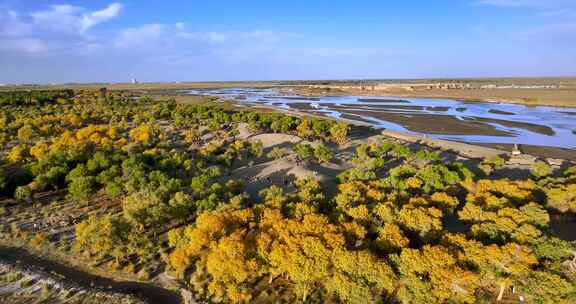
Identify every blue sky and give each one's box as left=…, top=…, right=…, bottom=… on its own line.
left=0, top=0, right=575, bottom=83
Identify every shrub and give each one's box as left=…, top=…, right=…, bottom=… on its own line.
left=7, top=145, right=29, bottom=163
left=129, top=124, right=155, bottom=143
left=296, top=119, right=314, bottom=139
left=74, top=215, right=132, bottom=262
left=14, top=185, right=33, bottom=203
left=329, top=122, right=350, bottom=144
left=17, top=125, right=36, bottom=142
left=293, top=143, right=314, bottom=160
left=267, top=147, right=285, bottom=160
left=532, top=161, right=552, bottom=179
left=68, top=176, right=97, bottom=200
left=313, top=144, right=333, bottom=163
left=479, top=155, right=505, bottom=175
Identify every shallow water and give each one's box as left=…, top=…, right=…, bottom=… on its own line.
left=188, top=88, right=576, bottom=149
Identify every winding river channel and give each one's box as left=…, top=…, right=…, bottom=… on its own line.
left=188, top=88, right=576, bottom=150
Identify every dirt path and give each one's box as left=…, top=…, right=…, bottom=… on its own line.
left=0, top=246, right=182, bottom=304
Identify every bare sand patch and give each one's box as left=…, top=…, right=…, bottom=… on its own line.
left=381, top=130, right=506, bottom=159
left=231, top=158, right=317, bottom=197
left=249, top=133, right=302, bottom=149
left=236, top=123, right=252, bottom=139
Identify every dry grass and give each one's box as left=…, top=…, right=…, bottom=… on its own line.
left=383, top=88, right=576, bottom=108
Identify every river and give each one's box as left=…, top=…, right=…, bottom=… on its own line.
left=188, top=88, right=576, bottom=150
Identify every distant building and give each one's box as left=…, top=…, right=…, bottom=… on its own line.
left=131, top=78, right=138, bottom=84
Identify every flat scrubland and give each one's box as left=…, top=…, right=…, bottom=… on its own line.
left=4, top=77, right=576, bottom=107
left=291, top=77, right=576, bottom=107
left=0, top=81, right=280, bottom=92
left=0, top=88, right=575, bottom=304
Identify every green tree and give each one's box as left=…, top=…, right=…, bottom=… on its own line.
left=313, top=144, right=332, bottom=163
left=68, top=176, right=97, bottom=200
left=293, top=143, right=313, bottom=160
left=74, top=215, right=132, bottom=262
left=531, top=161, right=552, bottom=179
left=296, top=119, right=314, bottom=139
left=479, top=155, right=506, bottom=175
left=14, top=185, right=34, bottom=203
left=267, top=147, right=285, bottom=160
left=329, top=122, right=350, bottom=145
left=17, top=124, right=36, bottom=142
left=250, top=140, right=263, bottom=158
left=123, top=189, right=171, bottom=230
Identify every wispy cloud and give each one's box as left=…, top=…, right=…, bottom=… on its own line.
left=0, top=2, right=122, bottom=54
left=0, top=38, right=50, bottom=53
left=475, top=0, right=576, bottom=9
left=115, top=24, right=170, bottom=49
left=29, top=3, right=122, bottom=34
left=474, top=0, right=576, bottom=43
left=515, top=22, right=576, bottom=41
left=80, top=3, right=122, bottom=32
left=115, top=23, right=283, bottom=52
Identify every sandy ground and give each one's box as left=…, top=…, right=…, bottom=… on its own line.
left=226, top=124, right=575, bottom=207
left=235, top=123, right=252, bottom=139
left=290, top=77, right=576, bottom=107
left=294, top=86, right=576, bottom=108
left=249, top=133, right=302, bottom=149
left=228, top=127, right=515, bottom=201
left=380, top=130, right=506, bottom=159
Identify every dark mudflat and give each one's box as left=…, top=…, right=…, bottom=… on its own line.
left=339, top=110, right=513, bottom=136
left=488, top=109, right=516, bottom=115
left=357, top=98, right=411, bottom=103
left=472, top=117, right=555, bottom=136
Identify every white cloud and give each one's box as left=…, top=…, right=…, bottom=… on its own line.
left=206, top=32, right=229, bottom=43
left=0, top=38, right=50, bottom=53
left=114, top=23, right=284, bottom=52
left=30, top=5, right=84, bottom=34
left=0, top=2, right=122, bottom=54
left=0, top=10, right=32, bottom=36
left=29, top=3, right=122, bottom=34
left=80, top=3, right=122, bottom=32
left=115, top=24, right=169, bottom=48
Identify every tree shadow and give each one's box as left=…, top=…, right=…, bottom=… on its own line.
left=348, top=126, right=381, bottom=141
left=443, top=214, right=471, bottom=234
left=491, top=167, right=532, bottom=180
left=549, top=211, right=576, bottom=241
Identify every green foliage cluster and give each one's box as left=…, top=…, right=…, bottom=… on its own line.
left=0, top=89, right=74, bottom=106
left=167, top=141, right=576, bottom=303
left=292, top=142, right=332, bottom=163
left=479, top=155, right=506, bottom=175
